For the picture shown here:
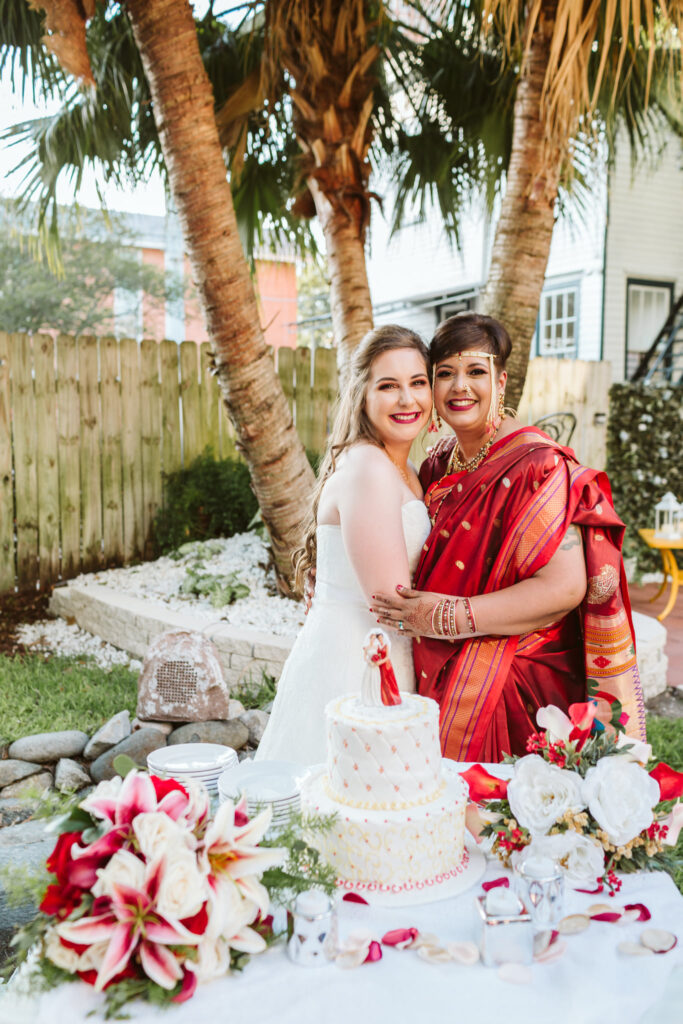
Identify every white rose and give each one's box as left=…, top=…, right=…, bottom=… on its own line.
left=92, top=849, right=146, bottom=898
left=583, top=758, right=660, bottom=847
left=77, top=942, right=109, bottom=972
left=44, top=927, right=80, bottom=973
left=133, top=811, right=194, bottom=861
left=507, top=755, right=585, bottom=836
left=156, top=850, right=207, bottom=921
left=188, top=935, right=231, bottom=982
left=522, top=833, right=605, bottom=889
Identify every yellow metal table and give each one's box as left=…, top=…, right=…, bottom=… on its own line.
left=638, top=528, right=683, bottom=621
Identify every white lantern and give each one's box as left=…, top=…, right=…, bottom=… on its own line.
left=654, top=492, right=681, bottom=540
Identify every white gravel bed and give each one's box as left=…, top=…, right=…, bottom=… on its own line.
left=18, top=533, right=305, bottom=665
left=17, top=618, right=144, bottom=672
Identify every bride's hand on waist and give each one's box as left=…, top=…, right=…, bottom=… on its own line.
left=370, top=586, right=446, bottom=639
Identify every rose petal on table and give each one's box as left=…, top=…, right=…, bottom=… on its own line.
left=497, top=963, right=532, bottom=984
left=342, top=893, right=369, bottom=905
left=623, top=903, right=651, bottom=922
left=534, top=938, right=566, bottom=964
left=617, top=941, right=655, bottom=957
left=558, top=914, right=591, bottom=935
left=618, top=909, right=643, bottom=926
left=588, top=903, right=614, bottom=916
left=576, top=884, right=604, bottom=895
left=482, top=877, right=510, bottom=892
left=640, top=929, right=678, bottom=954
left=335, top=929, right=377, bottom=969
left=364, top=940, right=383, bottom=964
left=416, top=943, right=453, bottom=964
left=533, top=930, right=560, bottom=958
left=382, top=927, right=419, bottom=949
left=590, top=912, right=623, bottom=923
left=445, top=941, right=479, bottom=966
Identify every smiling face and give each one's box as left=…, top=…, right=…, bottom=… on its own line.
left=363, top=347, right=431, bottom=447
left=433, top=352, right=506, bottom=436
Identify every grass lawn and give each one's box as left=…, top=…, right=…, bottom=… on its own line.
left=0, top=653, right=138, bottom=747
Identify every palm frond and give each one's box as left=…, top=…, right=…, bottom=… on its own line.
left=0, top=0, right=67, bottom=100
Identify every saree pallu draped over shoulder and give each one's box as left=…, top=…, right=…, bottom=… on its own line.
left=414, top=427, right=646, bottom=762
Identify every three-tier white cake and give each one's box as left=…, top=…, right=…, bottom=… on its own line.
left=300, top=689, right=470, bottom=900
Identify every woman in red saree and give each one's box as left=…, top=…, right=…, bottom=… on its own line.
left=372, top=313, right=645, bottom=762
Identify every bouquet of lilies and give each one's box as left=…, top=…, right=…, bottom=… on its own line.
left=462, top=698, right=683, bottom=895
left=5, top=769, right=292, bottom=1014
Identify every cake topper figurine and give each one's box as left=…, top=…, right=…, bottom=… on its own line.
left=361, top=629, right=402, bottom=707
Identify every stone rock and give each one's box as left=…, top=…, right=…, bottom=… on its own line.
left=0, top=759, right=43, bottom=788
left=90, top=729, right=168, bottom=783
left=0, top=816, right=60, bottom=967
left=137, top=630, right=231, bottom=722
left=633, top=611, right=668, bottom=701
left=167, top=719, right=249, bottom=750
left=239, top=709, right=270, bottom=746
left=8, top=730, right=88, bottom=763
left=1, top=771, right=53, bottom=799
left=227, top=698, right=246, bottom=719
left=83, top=710, right=132, bottom=760
left=0, top=798, right=35, bottom=828
left=131, top=717, right=174, bottom=736
left=238, top=750, right=255, bottom=763
left=55, top=758, right=92, bottom=793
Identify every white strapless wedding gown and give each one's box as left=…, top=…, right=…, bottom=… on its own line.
left=255, top=500, right=432, bottom=766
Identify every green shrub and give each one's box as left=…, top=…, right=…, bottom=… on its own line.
left=153, top=449, right=259, bottom=554
left=606, top=384, right=683, bottom=577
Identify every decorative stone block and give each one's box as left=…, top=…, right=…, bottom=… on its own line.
left=633, top=611, right=668, bottom=701
left=239, top=709, right=270, bottom=746
left=136, top=631, right=230, bottom=723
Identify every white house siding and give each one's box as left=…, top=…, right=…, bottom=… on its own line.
left=540, top=179, right=606, bottom=362
left=602, top=133, right=683, bottom=382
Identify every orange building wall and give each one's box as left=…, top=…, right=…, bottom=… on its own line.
left=183, top=256, right=210, bottom=343
left=255, top=260, right=298, bottom=350
left=142, top=247, right=166, bottom=340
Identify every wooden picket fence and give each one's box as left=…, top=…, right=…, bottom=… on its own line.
left=0, top=331, right=608, bottom=594
left=0, top=333, right=338, bottom=593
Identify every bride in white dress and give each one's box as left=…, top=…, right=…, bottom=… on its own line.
left=256, top=326, right=432, bottom=766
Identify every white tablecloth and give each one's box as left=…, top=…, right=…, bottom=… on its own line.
left=3, top=866, right=682, bottom=1024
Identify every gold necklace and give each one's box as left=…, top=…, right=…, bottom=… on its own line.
left=447, top=431, right=497, bottom=474
left=385, top=450, right=411, bottom=487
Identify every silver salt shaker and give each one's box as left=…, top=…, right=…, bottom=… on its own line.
left=287, top=889, right=337, bottom=967
left=476, top=887, right=533, bottom=966
left=515, top=854, right=564, bottom=931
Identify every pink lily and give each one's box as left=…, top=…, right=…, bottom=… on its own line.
left=661, top=802, right=683, bottom=847
left=80, top=771, right=193, bottom=829
left=57, top=856, right=200, bottom=991
left=200, top=798, right=285, bottom=916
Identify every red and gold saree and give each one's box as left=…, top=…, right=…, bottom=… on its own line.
left=414, top=426, right=645, bottom=762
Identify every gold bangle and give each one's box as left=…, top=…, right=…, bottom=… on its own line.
left=462, top=597, right=475, bottom=634
left=431, top=599, right=442, bottom=635
left=449, top=599, right=458, bottom=638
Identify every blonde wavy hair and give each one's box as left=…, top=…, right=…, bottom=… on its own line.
left=294, top=324, right=430, bottom=590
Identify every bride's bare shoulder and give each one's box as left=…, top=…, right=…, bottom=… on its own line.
left=341, top=443, right=396, bottom=480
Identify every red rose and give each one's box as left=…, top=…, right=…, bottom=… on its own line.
left=46, top=832, right=83, bottom=884
left=39, top=883, right=83, bottom=920
left=151, top=775, right=189, bottom=802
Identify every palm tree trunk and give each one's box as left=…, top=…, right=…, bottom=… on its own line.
left=480, top=0, right=560, bottom=411
left=307, top=177, right=374, bottom=376
left=125, top=0, right=315, bottom=592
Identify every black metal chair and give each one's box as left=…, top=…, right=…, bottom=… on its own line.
left=533, top=412, right=577, bottom=446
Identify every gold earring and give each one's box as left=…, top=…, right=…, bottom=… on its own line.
left=429, top=366, right=442, bottom=433
left=498, top=391, right=505, bottom=419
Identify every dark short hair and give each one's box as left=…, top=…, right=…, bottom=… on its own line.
left=430, top=312, right=512, bottom=370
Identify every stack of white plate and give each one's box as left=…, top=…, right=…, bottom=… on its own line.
left=217, top=760, right=304, bottom=828
left=147, top=743, right=239, bottom=795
